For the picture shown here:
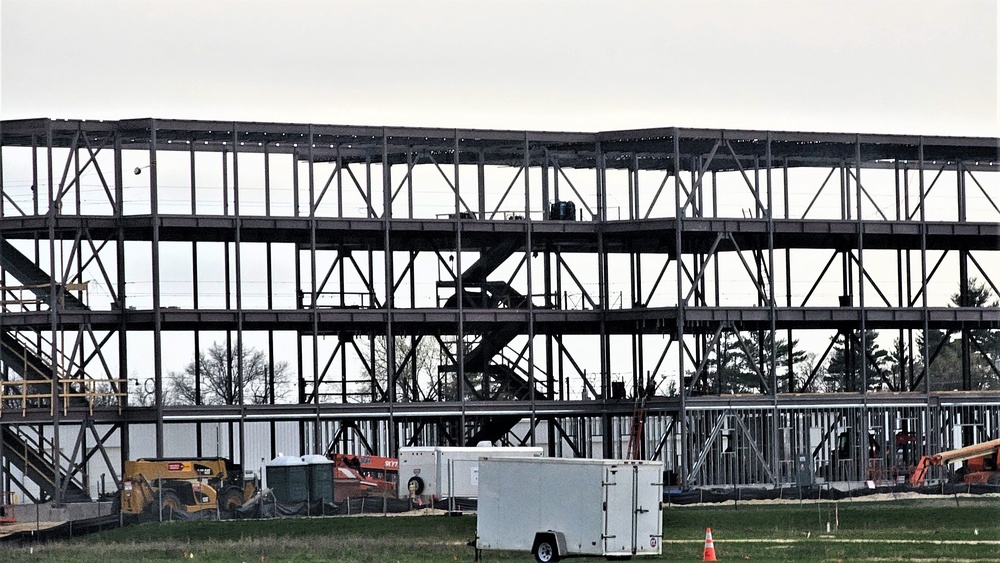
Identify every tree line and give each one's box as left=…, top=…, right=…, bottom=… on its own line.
left=699, top=278, right=999, bottom=394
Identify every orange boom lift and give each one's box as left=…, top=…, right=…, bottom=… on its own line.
left=908, top=438, right=1000, bottom=487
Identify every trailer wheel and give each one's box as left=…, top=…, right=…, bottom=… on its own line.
left=987, top=473, right=1000, bottom=485
left=533, top=536, right=559, bottom=563
left=407, top=476, right=425, bottom=497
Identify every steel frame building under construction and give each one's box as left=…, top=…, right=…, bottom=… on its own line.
left=0, top=118, right=998, bottom=504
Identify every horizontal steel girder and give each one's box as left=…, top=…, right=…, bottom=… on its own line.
left=2, top=306, right=998, bottom=333
left=1, top=216, right=998, bottom=253
left=4, top=391, right=997, bottom=424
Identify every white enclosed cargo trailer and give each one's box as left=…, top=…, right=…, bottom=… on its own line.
left=476, top=457, right=663, bottom=562
left=397, top=446, right=543, bottom=501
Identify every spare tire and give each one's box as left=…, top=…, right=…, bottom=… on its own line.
left=407, top=475, right=425, bottom=496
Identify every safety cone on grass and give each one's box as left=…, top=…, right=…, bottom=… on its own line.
left=703, top=527, right=718, bottom=561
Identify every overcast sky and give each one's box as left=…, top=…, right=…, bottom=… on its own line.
left=2, top=0, right=998, bottom=136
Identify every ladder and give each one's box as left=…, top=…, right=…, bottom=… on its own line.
left=626, top=380, right=655, bottom=460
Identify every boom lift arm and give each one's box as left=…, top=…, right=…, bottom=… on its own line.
left=908, top=438, right=1000, bottom=487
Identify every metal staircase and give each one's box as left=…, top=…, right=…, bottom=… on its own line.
left=439, top=246, right=553, bottom=445
left=1, top=427, right=91, bottom=503
left=0, top=239, right=88, bottom=310
left=1, top=239, right=94, bottom=501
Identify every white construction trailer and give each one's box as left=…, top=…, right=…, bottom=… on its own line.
left=476, top=457, right=664, bottom=562
left=397, top=446, right=543, bottom=501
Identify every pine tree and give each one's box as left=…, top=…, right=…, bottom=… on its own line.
left=920, top=278, right=1000, bottom=390
left=826, top=329, right=889, bottom=392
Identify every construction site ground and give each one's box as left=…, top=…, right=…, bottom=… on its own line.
left=0, top=521, right=64, bottom=539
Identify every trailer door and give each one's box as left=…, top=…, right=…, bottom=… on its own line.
left=603, top=464, right=631, bottom=555
left=603, top=464, right=662, bottom=557
left=631, top=464, right=663, bottom=556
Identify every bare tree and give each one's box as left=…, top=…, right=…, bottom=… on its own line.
left=360, top=335, right=446, bottom=402
left=125, top=370, right=162, bottom=407
left=169, top=341, right=290, bottom=405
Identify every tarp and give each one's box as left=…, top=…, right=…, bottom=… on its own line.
left=235, top=497, right=338, bottom=519
left=234, top=494, right=477, bottom=517
left=662, top=482, right=1000, bottom=505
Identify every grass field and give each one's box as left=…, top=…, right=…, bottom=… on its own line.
left=1, top=498, right=998, bottom=562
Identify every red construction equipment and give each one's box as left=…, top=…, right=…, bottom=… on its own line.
left=626, top=378, right=656, bottom=460
left=626, top=399, right=646, bottom=460
left=702, top=527, right=717, bottom=561
left=328, top=453, right=398, bottom=497
left=908, top=437, right=1000, bottom=487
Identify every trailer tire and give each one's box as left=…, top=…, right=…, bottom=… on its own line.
left=407, top=476, right=425, bottom=497
left=987, top=473, right=1000, bottom=485
left=533, top=535, right=559, bottom=563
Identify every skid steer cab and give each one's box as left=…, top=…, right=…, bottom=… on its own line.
left=120, top=458, right=258, bottom=518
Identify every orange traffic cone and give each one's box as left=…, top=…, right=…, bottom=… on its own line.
left=703, top=527, right=718, bottom=561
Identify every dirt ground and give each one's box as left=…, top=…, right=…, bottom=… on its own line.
left=0, top=521, right=63, bottom=539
